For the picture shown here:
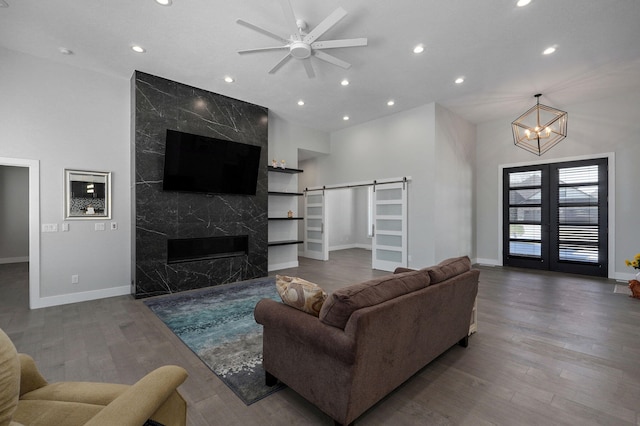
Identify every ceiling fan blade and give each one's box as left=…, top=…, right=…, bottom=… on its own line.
left=303, top=7, right=347, bottom=44
left=280, top=0, right=301, bottom=40
left=311, top=38, right=368, bottom=50
left=236, top=19, right=289, bottom=43
left=312, top=51, right=351, bottom=69
left=238, top=46, right=289, bottom=54
left=269, top=53, right=293, bottom=74
left=302, top=59, right=316, bottom=78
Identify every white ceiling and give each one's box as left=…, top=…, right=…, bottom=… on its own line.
left=2, top=0, right=640, bottom=132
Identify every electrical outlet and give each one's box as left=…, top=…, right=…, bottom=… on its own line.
left=62, top=222, right=69, bottom=232
left=110, top=222, right=118, bottom=230
left=71, top=275, right=79, bottom=284
left=42, top=224, right=58, bottom=232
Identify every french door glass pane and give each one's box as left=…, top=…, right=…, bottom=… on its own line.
left=559, top=186, right=598, bottom=204
left=509, top=170, right=542, bottom=187
left=509, top=224, right=541, bottom=240
left=509, top=189, right=541, bottom=205
left=558, top=206, right=598, bottom=224
left=509, top=207, right=541, bottom=222
left=509, top=241, right=541, bottom=257
left=558, top=165, right=598, bottom=184
left=559, top=244, right=599, bottom=263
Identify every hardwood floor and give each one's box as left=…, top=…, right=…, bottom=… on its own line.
left=1, top=250, right=639, bottom=425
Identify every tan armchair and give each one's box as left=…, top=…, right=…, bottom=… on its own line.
left=1, top=328, right=188, bottom=426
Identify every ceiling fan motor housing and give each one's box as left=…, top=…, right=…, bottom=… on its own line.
left=290, top=41, right=311, bottom=59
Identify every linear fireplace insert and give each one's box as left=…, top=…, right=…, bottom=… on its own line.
left=167, top=235, right=249, bottom=264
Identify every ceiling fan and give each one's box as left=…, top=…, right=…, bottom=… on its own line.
left=236, top=0, right=368, bottom=78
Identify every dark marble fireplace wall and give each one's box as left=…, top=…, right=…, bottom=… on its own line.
left=132, top=71, right=268, bottom=298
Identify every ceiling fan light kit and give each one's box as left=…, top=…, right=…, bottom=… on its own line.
left=512, top=94, right=568, bottom=156
left=237, top=0, right=368, bottom=78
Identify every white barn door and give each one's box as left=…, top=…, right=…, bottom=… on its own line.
left=372, top=182, right=407, bottom=271
left=303, top=189, right=328, bottom=261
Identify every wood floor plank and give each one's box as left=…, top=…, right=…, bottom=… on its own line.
left=1, top=251, right=639, bottom=425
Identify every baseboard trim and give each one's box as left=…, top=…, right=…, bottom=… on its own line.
left=33, top=285, right=131, bottom=309
left=476, top=258, right=501, bottom=267
left=0, top=256, right=29, bottom=265
left=268, top=261, right=299, bottom=272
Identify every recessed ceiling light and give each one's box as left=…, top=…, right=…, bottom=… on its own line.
left=297, top=100, right=305, bottom=106
left=413, top=44, right=425, bottom=54
left=341, top=79, right=349, bottom=86
left=224, top=76, right=234, bottom=83
left=59, top=47, right=74, bottom=55
left=343, top=116, right=350, bottom=121
left=155, top=0, right=172, bottom=5
left=131, top=45, right=146, bottom=53
left=542, top=46, right=556, bottom=55
left=516, top=0, right=531, bottom=7
left=0, top=0, right=9, bottom=8
left=387, top=100, right=395, bottom=106
left=455, top=77, right=465, bottom=84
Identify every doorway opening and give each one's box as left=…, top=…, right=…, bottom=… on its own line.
left=302, top=178, right=409, bottom=272
left=0, top=157, right=40, bottom=309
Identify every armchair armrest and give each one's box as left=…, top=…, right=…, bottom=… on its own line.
left=254, top=298, right=355, bottom=365
left=84, top=365, right=188, bottom=426
left=18, top=353, right=48, bottom=396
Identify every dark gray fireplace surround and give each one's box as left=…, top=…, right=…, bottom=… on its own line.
left=132, top=71, right=268, bottom=298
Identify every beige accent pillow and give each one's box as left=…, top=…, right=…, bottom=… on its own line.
left=276, top=275, right=327, bottom=317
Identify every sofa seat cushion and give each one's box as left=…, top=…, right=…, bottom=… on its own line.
left=319, top=269, right=430, bottom=329
left=20, top=382, right=128, bottom=405
left=427, top=256, right=471, bottom=284
left=13, top=400, right=103, bottom=426
left=276, top=275, right=328, bottom=317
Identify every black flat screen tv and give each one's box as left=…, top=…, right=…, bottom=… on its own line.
left=162, top=129, right=262, bottom=196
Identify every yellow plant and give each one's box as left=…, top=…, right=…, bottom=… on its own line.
left=625, top=253, right=640, bottom=269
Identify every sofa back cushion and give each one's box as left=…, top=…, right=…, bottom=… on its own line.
left=319, top=270, right=430, bottom=329
left=427, top=256, right=471, bottom=284
left=0, top=328, right=20, bottom=426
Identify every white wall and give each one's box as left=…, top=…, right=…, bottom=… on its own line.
left=434, top=104, right=476, bottom=261
left=0, top=166, right=29, bottom=263
left=0, top=47, right=131, bottom=304
left=475, top=91, right=640, bottom=279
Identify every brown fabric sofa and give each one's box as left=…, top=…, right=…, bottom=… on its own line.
left=0, top=327, right=188, bottom=426
left=255, top=256, right=479, bottom=426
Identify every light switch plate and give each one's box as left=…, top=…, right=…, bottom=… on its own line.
left=95, top=223, right=105, bottom=231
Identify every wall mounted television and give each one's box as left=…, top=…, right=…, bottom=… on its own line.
left=162, top=129, right=262, bottom=196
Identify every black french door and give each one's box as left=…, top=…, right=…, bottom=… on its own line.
left=503, top=158, right=608, bottom=277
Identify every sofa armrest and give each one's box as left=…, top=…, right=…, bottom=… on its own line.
left=254, top=298, right=355, bottom=365
left=18, top=354, right=48, bottom=396
left=393, top=267, right=415, bottom=274
left=83, top=365, right=188, bottom=426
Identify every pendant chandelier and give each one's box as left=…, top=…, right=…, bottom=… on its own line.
left=511, top=94, right=568, bottom=156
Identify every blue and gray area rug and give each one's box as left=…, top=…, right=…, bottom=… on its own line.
left=143, top=277, right=285, bottom=405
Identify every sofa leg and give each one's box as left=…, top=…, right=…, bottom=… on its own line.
left=265, top=371, right=278, bottom=387
left=458, top=335, right=469, bottom=348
